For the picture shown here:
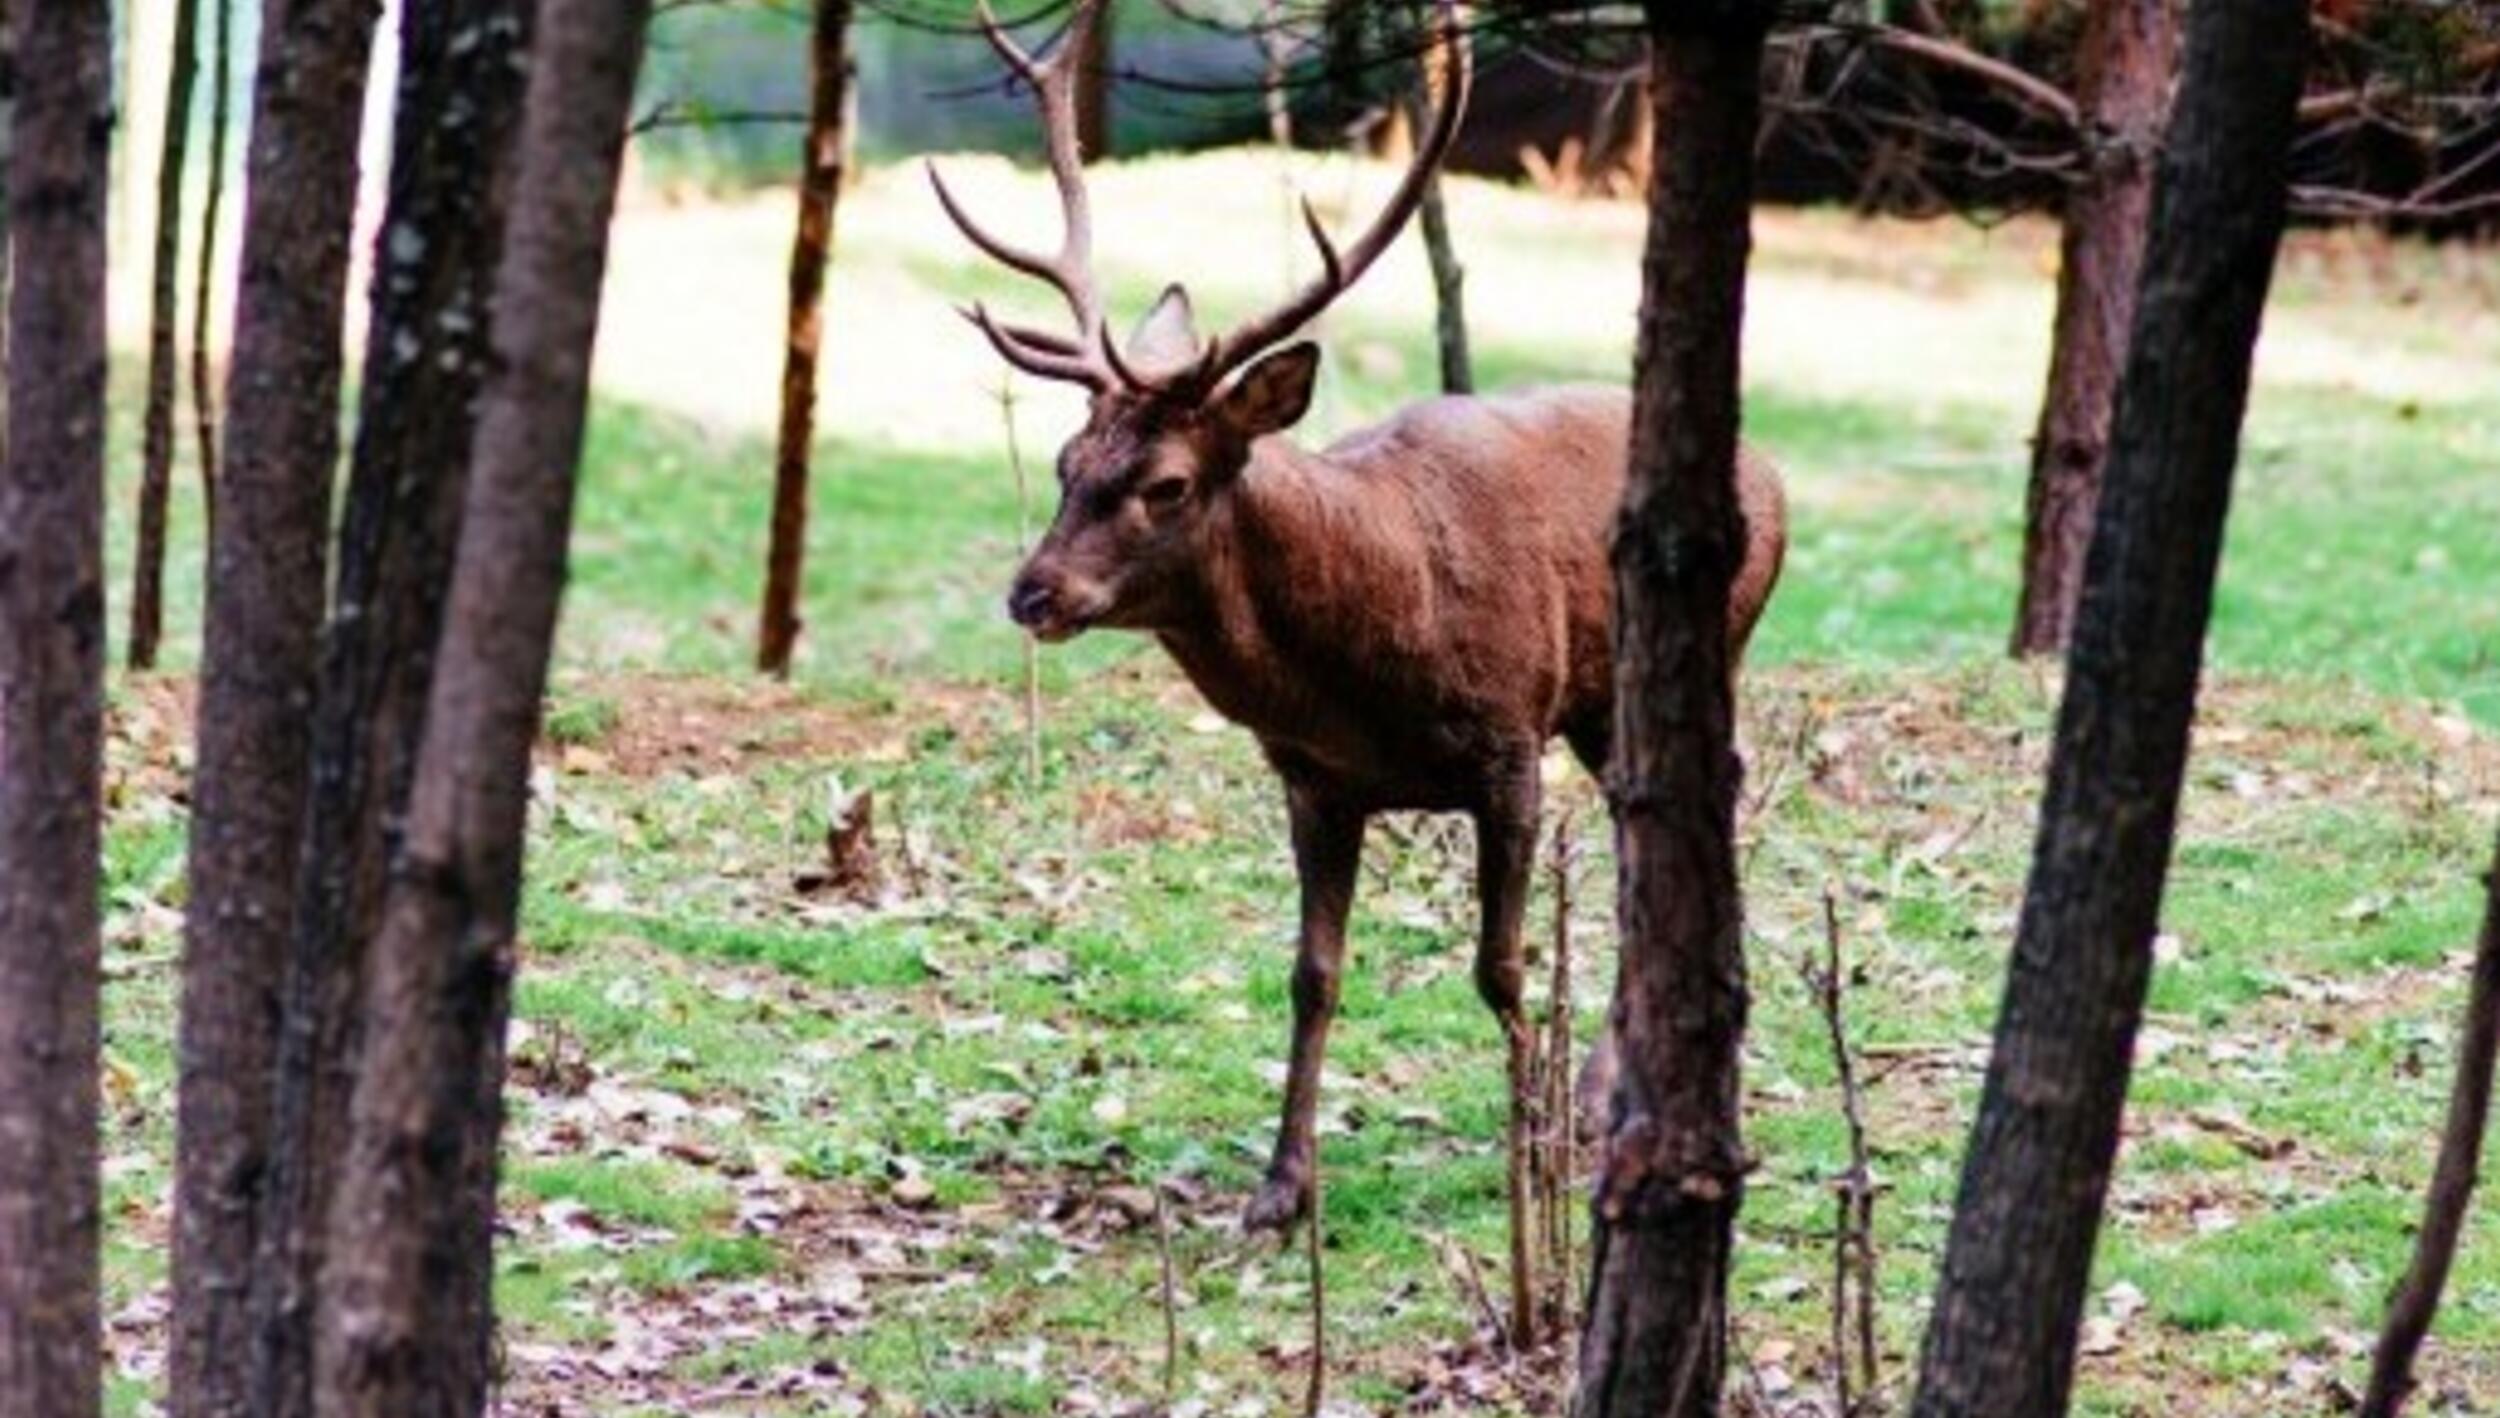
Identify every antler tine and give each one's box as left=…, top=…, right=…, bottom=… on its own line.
left=1095, top=325, right=1220, bottom=402
left=931, top=0, right=1122, bottom=391
left=1026, top=0, right=1107, bottom=341
left=1096, top=321, right=1220, bottom=396
left=971, top=0, right=1048, bottom=87
left=1097, top=323, right=1155, bottom=393
left=1212, top=0, right=1472, bottom=381
left=1297, top=196, right=1345, bottom=292
left=965, top=303, right=1108, bottom=389
left=927, top=160, right=1065, bottom=290
left=989, top=314, right=1088, bottom=359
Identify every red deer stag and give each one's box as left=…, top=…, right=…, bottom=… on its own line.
left=931, top=0, right=1787, bottom=1234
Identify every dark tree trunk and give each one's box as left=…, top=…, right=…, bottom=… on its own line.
left=192, top=0, right=233, bottom=522
left=1570, top=7, right=1769, bottom=1415
left=245, top=4, right=536, bottom=1413
left=171, top=0, right=381, bottom=1411
left=1075, top=0, right=1111, bottom=159
left=314, top=0, right=651, bottom=1409
left=757, top=0, right=856, bottom=677
left=128, top=0, right=202, bottom=671
left=1910, top=4, right=2310, bottom=1412
left=2360, top=827, right=2500, bottom=1417
left=2009, top=0, right=2180, bottom=658
left=0, top=0, right=13, bottom=417
left=0, top=0, right=110, bottom=1411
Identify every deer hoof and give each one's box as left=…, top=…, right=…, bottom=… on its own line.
left=1241, top=1172, right=1311, bottom=1234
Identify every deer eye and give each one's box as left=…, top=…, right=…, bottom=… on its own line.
left=1137, top=477, right=1189, bottom=509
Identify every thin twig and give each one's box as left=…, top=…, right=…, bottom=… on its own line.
left=190, top=0, right=233, bottom=533
left=996, top=375, right=1043, bottom=786
left=2361, top=832, right=2500, bottom=1417
left=1444, top=1233, right=1508, bottom=1350
left=1852, top=26, right=2080, bottom=128
left=1155, top=1183, right=1182, bottom=1413
left=1743, top=698, right=1817, bottom=823
left=1542, top=802, right=1579, bottom=1339
left=1807, top=886, right=1881, bottom=1409
left=1742, top=701, right=1819, bottom=876
left=1304, top=1165, right=1326, bottom=1418
left=1504, top=1010, right=1535, bottom=1350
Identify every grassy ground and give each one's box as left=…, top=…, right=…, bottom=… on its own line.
left=94, top=154, right=2500, bottom=1414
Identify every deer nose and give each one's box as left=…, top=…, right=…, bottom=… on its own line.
left=1007, top=578, right=1057, bottom=629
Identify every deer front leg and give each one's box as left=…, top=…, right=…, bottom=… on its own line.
left=1475, top=755, right=1542, bottom=1343
left=1245, top=784, right=1366, bottom=1234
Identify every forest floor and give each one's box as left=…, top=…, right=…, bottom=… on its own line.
left=94, top=154, right=2500, bottom=1415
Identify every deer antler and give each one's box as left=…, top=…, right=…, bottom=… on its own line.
left=927, top=0, right=1115, bottom=390
left=1203, top=0, right=1472, bottom=386
left=934, top=0, right=1473, bottom=398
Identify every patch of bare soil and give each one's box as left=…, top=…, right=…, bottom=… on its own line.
left=550, top=673, right=1016, bottom=781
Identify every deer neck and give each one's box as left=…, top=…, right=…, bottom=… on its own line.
left=1153, top=437, right=1423, bottom=739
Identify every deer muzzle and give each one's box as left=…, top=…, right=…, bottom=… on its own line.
left=1006, top=568, right=1107, bottom=644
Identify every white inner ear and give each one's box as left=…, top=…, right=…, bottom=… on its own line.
left=1124, top=284, right=1202, bottom=373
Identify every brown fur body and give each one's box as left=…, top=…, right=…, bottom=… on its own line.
left=1013, top=377, right=1786, bottom=1230
left=1158, top=384, right=1785, bottom=808
left=939, top=0, right=1778, bottom=1237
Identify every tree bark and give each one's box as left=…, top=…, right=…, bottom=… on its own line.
left=0, top=0, right=110, bottom=1411
left=192, top=0, right=234, bottom=523
left=1570, top=7, right=1769, bottom=1415
left=757, top=0, right=855, bottom=677
left=2009, top=0, right=2180, bottom=658
left=2360, top=827, right=2500, bottom=1417
left=1075, top=0, right=1111, bottom=159
left=171, top=0, right=381, bottom=1412
left=314, top=0, right=651, bottom=1409
left=245, top=3, right=536, bottom=1413
left=128, top=0, right=202, bottom=671
left=0, top=0, right=14, bottom=429
left=1910, top=5, right=2310, bottom=1412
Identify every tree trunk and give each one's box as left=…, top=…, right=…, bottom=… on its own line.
left=1401, top=84, right=1472, bottom=396
left=1909, top=5, right=2310, bottom=1412
left=0, top=0, right=14, bottom=425
left=1075, top=0, right=1111, bottom=159
left=128, top=0, right=202, bottom=671
left=1259, top=0, right=1291, bottom=148
left=192, top=0, right=233, bottom=524
left=757, top=0, right=856, bottom=677
left=0, top=0, right=110, bottom=1412
left=245, top=3, right=537, bottom=1413
left=314, top=1, right=651, bottom=1409
left=1570, top=8, right=1769, bottom=1415
left=2360, top=826, right=2500, bottom=1417
left=171, top=0, right=381, bottom=1411
left=2009, top=0, right=2180, bottom=658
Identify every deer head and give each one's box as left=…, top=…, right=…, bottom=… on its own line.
left=929, top=0, right=1472, bottom=642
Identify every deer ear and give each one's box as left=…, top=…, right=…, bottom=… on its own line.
left=1125, top=284, right=1202, bottom=372
left=1212, top=342, right=1320, bottom=440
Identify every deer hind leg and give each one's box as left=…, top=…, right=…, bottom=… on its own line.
left=1475, top=753, right=1542, bottom=1342
left=1244, top=783, right=1366, bottom=1235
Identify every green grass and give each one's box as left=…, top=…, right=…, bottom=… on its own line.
left=87, top=167, right=2500, bottom=1411
left=564, top=338, right=2492, bottom=722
